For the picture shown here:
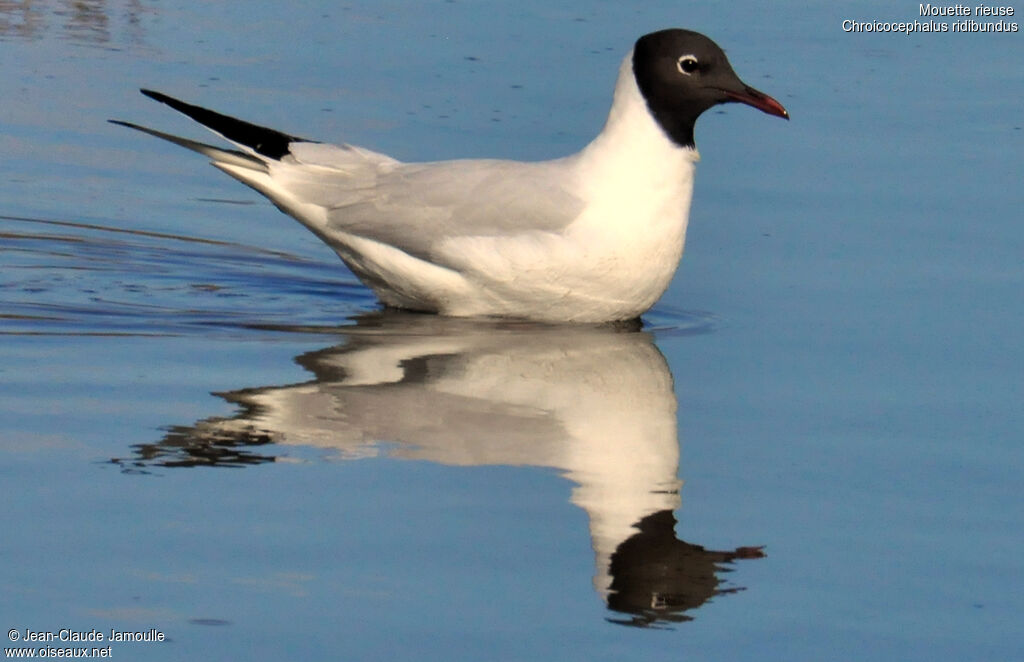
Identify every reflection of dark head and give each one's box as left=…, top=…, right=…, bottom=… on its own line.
left=606, top=510, right=764, bottom=628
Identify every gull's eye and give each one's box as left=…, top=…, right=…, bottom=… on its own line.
left=677, top=55, right=699, bottom=75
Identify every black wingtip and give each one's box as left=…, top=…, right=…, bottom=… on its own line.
left=140, top=88, right=168, bottom=103
left=136, top=88, right=307, bottom=160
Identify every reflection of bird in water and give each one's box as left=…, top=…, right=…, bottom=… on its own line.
left=115, top=312, right=762, bottom=626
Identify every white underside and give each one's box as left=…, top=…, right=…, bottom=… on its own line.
left=212, top=52, right=698, bottom=323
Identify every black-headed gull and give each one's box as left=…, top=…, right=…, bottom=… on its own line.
left=112, top=29, right=787, bottom=323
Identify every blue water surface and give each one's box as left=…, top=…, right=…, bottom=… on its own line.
left=2, top=1, right=1022, bottom=660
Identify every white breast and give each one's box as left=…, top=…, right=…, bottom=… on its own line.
left=432, top=53, right=699, bottom=322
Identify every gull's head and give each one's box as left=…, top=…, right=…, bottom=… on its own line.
left=632, top=29, right=789, bottom=148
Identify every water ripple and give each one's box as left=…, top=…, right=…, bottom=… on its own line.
left=0, top=214, right=376, bottom=337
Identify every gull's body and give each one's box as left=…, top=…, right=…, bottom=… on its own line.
left=113, top=29, right=787, bottom=323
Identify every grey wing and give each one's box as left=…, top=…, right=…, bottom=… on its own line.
left=321, top=158, right=585, bottom=264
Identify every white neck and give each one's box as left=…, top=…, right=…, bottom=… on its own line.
left=576, top=51, right=699, bottom=180
left=548, top=52, right=699, bottom=319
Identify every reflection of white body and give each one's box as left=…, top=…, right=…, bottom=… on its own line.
left=136, top=313, right=762, bottom=625
left=187, top=315, right=682, bottom=599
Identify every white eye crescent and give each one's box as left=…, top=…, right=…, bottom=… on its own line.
left=677, top=55, right=699, bottom=75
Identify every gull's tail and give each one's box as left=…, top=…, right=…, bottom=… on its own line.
left=109, top=89, right=316, bottom=172
left=108, top=118, right=268, bottom=172
left=110, top=88, right=340, bottom=231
